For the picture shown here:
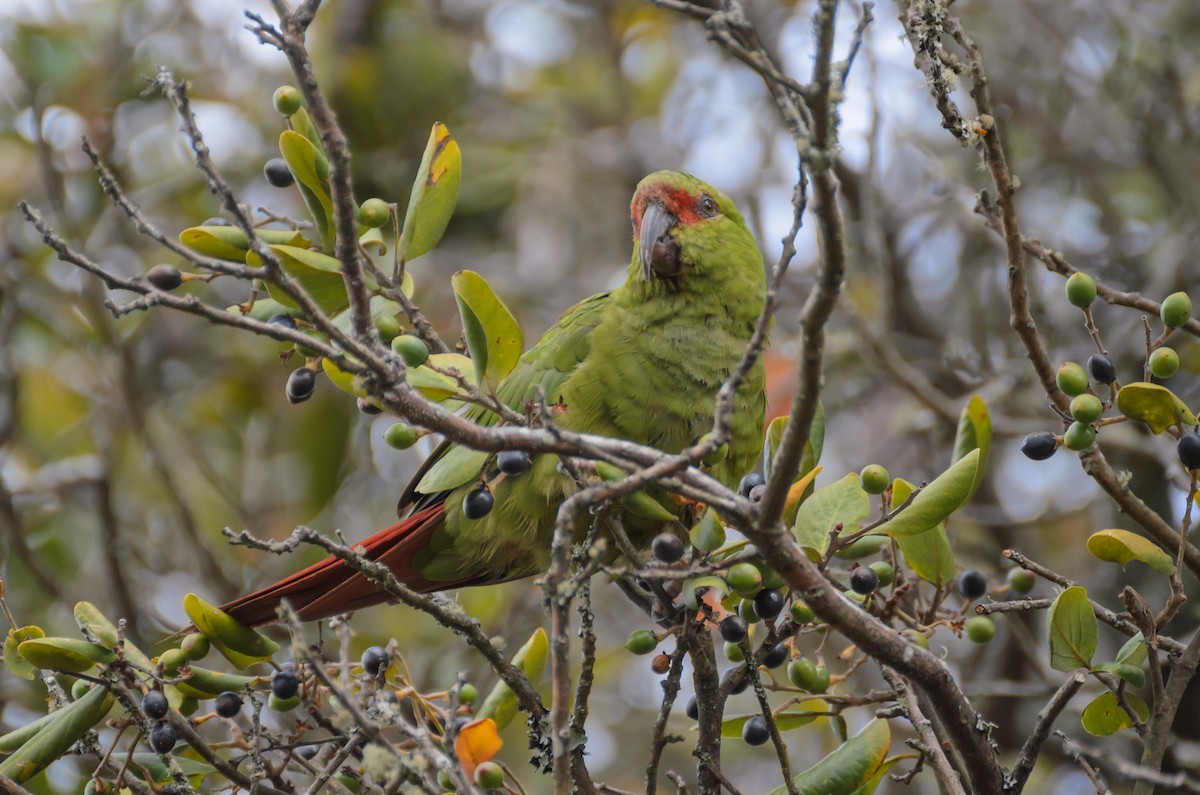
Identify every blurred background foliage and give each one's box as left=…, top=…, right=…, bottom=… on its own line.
left=2, top=0, right=1200, bottom=791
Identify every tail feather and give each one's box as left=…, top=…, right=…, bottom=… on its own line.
left=220, top=503, right=452, bottom=626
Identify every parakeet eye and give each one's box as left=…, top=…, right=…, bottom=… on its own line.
left=697, top=195, right=718, bottom=218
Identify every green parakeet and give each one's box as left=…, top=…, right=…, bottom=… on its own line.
left=220, top=170, right=767, bottom=625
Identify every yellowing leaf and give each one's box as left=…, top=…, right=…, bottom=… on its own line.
left=279, top=129, right=333, bottom=248
left=4, top=626, right=45, bottom=681
left=718, top=711, right=819, bottom=737
left=255, top=244, right=351, bottom=315
left=183, top=593, right=279, bottom=670
left=770, top=718, right=891, bottom=795
left=17, top=637, right=115, bottom=673
left=408, top=352, right=476, bottom=402
left=875, top=449, right=980, bottom=537
left=454, top=718, right=502, bottom=776
left=1082, top=691, right=1148, bottom=736
left=179, top=226, right=307, bottom=262
left=1087, top=529, right=1175, bottom=577
left=1047, top=586, right=1097, bottom=672
left=1117, top=382, right=1197, bottom=434
left=451, top=270, right=523, bottom=386
left=782, top=466, right=822, bottom=525
left=398, top=122, right=461, bottom=262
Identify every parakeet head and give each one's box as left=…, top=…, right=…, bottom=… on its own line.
left=629, top=171, right=762, bottom=293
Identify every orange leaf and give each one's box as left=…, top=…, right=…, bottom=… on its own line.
left=454, top=717, right=502, bottom=776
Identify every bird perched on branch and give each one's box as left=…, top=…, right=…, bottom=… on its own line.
left=219, top=170, right=767, bottom=626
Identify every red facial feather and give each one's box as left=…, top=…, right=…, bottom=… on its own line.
left=631, top=183, right=705, bottom=239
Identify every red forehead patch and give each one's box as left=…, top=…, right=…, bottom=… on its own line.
left=631, top=182, right=705, bottom=238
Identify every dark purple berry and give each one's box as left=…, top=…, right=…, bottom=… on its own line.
left=958, top=570, right=987, bottom=600
left=497, top=450, right=531, bottom=475
left=149, top=721, right=177, bottom=754
left=738, top=472, right=764, bottom=498
left=748, top=484, right=766, bottom=503
left=1020, top=431, right=1058, bottom=461
left=759, top=644, right=787, bottom=669
left=286, top=368, right=316, bottom=404
left=142, top=691, right=168, bottom=721
left=357, top=398, right=382, bottom=415
left=463, top=487, right=494, bottom=520
left=685, top=695, right=698, bottom=719
left=297, top=744, right=319, bottom=760
left=214, top=691, right=242, bottom=718
left=1088, top=354, right=1117, bottom=385
left=1179, top=432, right=1200, bottom=470
left=722, top=668, right=749, bottom=695
left=271, top=670, right=300, bottom=700
left=651, top=533, right=685, bottom=563
left=146, top=264, right=183, bottom=291
left=202, top=217, right=230, bottom=226
left=849, top=566, right=879, bottom=595
left=719, top=615, right=748, bottom=643
left=361, top=646, right=389, bottom=676
left=753, top=588, right=784, bottom=621
left=264, top=158, right=294, bottom=188
left=742, top=715, right=770, bottom=746
left=268, top=313, right=297, bottom=330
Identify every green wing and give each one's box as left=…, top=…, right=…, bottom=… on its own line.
left=399, top=291, right=612, bottom=507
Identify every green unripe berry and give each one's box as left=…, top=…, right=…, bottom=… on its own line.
left=1007, top=568, right=1037, bottom=594
left=1161, top=292, right=1192, bottom=328
left=790, top=600, right=815, bottom=624
left=724, top=640, right=745, bottom=663
left=901, top=629, right=929, bottom=650
left=1149, top=347, right=1180, bottom=379
left=273, top=85, right=302, bottom=115
left=180, top=633, right=210, bottom=662
left=375, top=314, right=401, bottom=343
left=437, top=770, right=454, bottom=790
left=625, top=630, right=658, bottom=655
left=458, top=683, right=477, bottom=705
left=738, top=599, right=759, bottom=623
left=965, top=616, right=996, bottom=643
left=391, top=334, right=429, bottom=368
left=726, top=562, right=763, bottom=598
left=1065, top=272, right=1097, bottom=308
left=869, top=561, right=894, bottom=588
left=1055, top=362, right=1089, bottom=397
left=384, top=423, right=419, bottom=450
left=1063, top=421, right=1096, bottom=451
left=71, top=678, right=92, bottom=700
left=267, top=693, right=302, bottom=712
left=359, top=198, right=391, bottom=229
left=474, top=761, right=504, bottom=790
left=179, top=697, right=199, bottom=716
left=811, top=663, right=830, bottom=693
left=834, top=534, right=888, bottom=560
left=787, top=657, right=817, bottom=690
left=159, top=648, right=188, bottom=677
left=1069, top=393, right=1103, bottom=424
left=859, top=464, right=890, bottom=495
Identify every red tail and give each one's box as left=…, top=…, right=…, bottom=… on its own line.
left=220, top=503, right=452, bottom=626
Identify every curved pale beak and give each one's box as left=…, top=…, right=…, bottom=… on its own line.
left=639, top=201, right=681, bottom=281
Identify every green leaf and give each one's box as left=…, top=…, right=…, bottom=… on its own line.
left=183, top=593, right=279, bottom=670
left=4, top=626, right=44, bottom=680
left=279, top=129, right=333, bottom=249
left=451, top=270, right=522, bottom=386
left=179, top=225, right=307, bottom=262
left=890, top=478, right=955, bottom=585
left=1081, top=691, right=1148, bottom=736
left=1116, top=382, right=1197, bottom=434
left=398, top=122, right=461, bottom=263
left=228, top=297, right=296, bottom=323
left=792, top=473, right=870, bottom=555
left=1091, top=662, right=1146, bottom=688
left=1116, top=632, right=1147, bottom=667
left=848, top=756, right=911, bottom=795
left=73, top=602, right=118, bottom=648
left=763, top=403, right=824, bottom=485
left=718, top=711, right=819, bottom=737
left=0, top=685, right=114, bottom=783
left=416, top=446, right=489, bottom=493
left=255, top=244, right=353, bottom=315
left=1047, top=586, right=1097, bottom=672
left=1086, top=529, right=1175, bottom=577
left=476, top=628, right=547, bottom=730
left=129, top=754, right=216, bottom=784
left=174, top=667, right=264, bottom=700
left=17, top=637, right=115, bottom=673
left=875, top=449, right=980, bottom=537
left=952, top=395, right=990, bottom=500
left=769, top=718, right=892, bottom=795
